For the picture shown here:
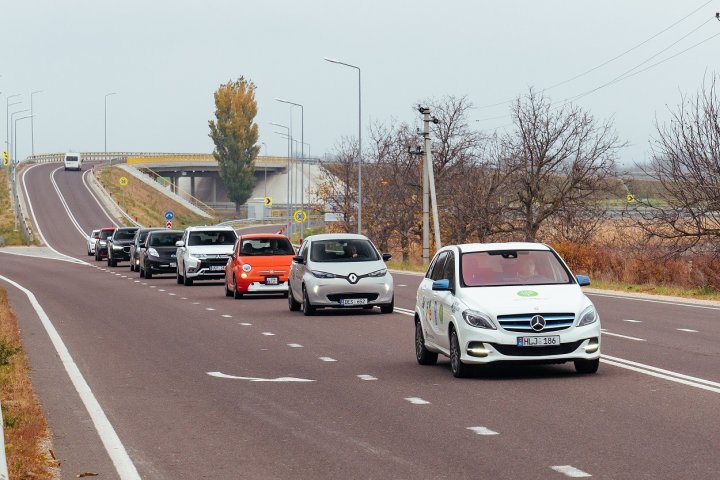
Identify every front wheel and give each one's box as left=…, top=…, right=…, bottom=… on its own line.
left=574, top=358, right=599, bottom=374
left=450, top=328, right=471, bottom=378
left=232, top=276, right=243, bottom=299
left=176, top=268, right=183, bottom=284
left=415, top=320, right=438, bottom=365
left=183, top=269, right=193, bottom=286
left=288, top=283, right=301, bottom=311
left=302, top=286, right=315, bottom=316
left=225, top=278, right=233, bottom=297
left=144, top=267, right=153, bottom=279
left=380, top=296, right=394, bottom=314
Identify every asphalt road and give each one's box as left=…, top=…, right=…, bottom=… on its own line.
left=0, top=162, right=718, bottom=479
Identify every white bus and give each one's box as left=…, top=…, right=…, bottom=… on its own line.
left=64, top=153, right=82, bottom=171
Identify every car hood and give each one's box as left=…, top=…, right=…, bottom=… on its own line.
left=239, top=255, right=294, bottom=270
left=185, top=245, right=234, bottom=255
left=306, top=259, right=387, bottom=276
left=456, top=284, right=591, bottom=317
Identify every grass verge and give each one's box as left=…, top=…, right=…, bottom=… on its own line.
left=0, top=288, right=58, bottom=479
left=590, top=280, right=720, bottom=302
left=0, top=169, right=31, bottom=246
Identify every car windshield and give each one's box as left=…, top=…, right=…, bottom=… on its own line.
left=461, top=250, right=573, bottom=287
left=149, top=232, right=183, bottom=247
left=187, top=230, right=237, bottom=246
left=309, top=239, right=380, bottom=262
left=239, top=237, right=294, bottom=256
left=114, top=230, right=138, bottom=241
left=99, top=230, right=114, bottom=240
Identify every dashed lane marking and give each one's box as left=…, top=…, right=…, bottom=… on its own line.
left=158, top=289, right=166, bottom=292
left=221, top=315, right=232, bottom=318
left=287, top=343, right=303, bottom=348
left=467, top=426, right=498, bottom=436
left=206, top=307, right=216, bottom=311
left=319, top=357, right=337, bottom=362
left=357, top=375, right=377, bottom=381
left=623, top=319, right=642, bottom=323
left=168, top=293, right=176, bottom=296
left=404, top=397, right=430, bottom=405
left=551, top=465, right=592, bottom=477
left=677, top=328, right=698, bottom=333
left=192, top=302, right=200, bottom=305
left=262, top=332, right=275, bottom=336
left=240, top=323, right=252, bottom=326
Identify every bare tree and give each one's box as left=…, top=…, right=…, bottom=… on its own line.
left=634, top=75, right=720, bottom=255
left=503, top=88, right=622, bottom=241
left=314, top=137, right=358, bottom=232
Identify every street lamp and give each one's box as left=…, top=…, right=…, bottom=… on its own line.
left=104, top=92, right=117, bottom=154
left=6, top=94, right=21, bottom=153
left=30, top=90, right=44, bottom=157
left=324, top=57, right=362, bottom=234
left=9, top=109, right=29, bottom=163
left=12, top=114, right=33, bottom=233
left=270, top=122, right=292, bottom=230
left=275, top=97, right=305, bottom=238
left=260, top=141, right=268, bottom=201
left=13, top=114, right=34, bottom=163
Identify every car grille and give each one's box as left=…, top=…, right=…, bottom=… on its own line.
left=326, top=293, right=379, bottom=302
left=123, top=246, right=131, bottom=253
left=490, top=340, right=584, bottom=357
left=199, top=257, right=229, bottom=267
left=496, top=313, right=575, bottom=332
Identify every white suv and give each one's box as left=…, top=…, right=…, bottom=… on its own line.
left=175, top=226, right=237, bottom=286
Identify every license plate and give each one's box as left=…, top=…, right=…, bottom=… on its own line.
left=170, top=262, right=176, bottom=267
left=265, top=277, right=279, bottom=285
left=340, top=298, right=368, bottom=306
left=209, top=265, right=224, bottom=271
left=516, top=336, right=560, bottom=347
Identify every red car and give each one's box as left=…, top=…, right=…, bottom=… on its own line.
left=224, top=233, right=295, bottom=299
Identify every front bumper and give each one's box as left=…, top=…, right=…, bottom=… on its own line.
left=146, top=258, right=178, bottom=274
left=185, top=257, right=230, bottom=280
left=304, top=276, right=393, bottom=307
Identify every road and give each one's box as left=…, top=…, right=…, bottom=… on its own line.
left=0, top=162, right=718, bottom=479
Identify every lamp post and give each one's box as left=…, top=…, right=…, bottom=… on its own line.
left=6, top=94, right=21, bottom=153
left=30, top=90, right=43, bottom=157
left=13, top=114, right=33, bottom=163
left=324, top=57, right=362, bottom=234
left=275, top=98, right=305, bottom=238
left=12, top=114, right=33, bottom=232
left=9, top=109, right=29, bottom=163
left=270, top=122, right=292, bottom=232
left=104, top=92, right=117, bottom=154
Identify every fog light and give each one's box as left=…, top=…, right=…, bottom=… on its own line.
left=585, top=338, right=599, bottom=354
left=467, top=342, right=489, bottom=358
left=240, top=273, right=248, bottom=279
left=188, top=267, right=197, bottom=273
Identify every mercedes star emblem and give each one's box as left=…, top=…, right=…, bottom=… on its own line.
left=530, top=315, right=546, bottom=332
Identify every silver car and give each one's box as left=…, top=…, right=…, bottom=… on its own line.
left=86, top=229, right=100, bottom=256
left=288, top=233, right=394, bottom=315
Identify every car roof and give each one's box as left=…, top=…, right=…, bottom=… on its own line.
left=304, top=233, right=370, bottom=241
left=115, top=227, right=139, bottom=231
left=184, top=225, right=236, bottom=232
left=449, top=242, right=551, bottom=253
left=100, top=227, right=116, bottom=232
left=147, top=230, right=183, bottom=235
left=240, top=233, right=289, bottom=240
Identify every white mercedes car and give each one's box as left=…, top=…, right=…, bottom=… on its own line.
left=288, top=233, right=394, bottom=315
left=415, top=242, right=601, bottom=377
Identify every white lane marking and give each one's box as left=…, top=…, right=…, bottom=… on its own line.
left=600, top=330, right=645, bottom=342
left=551, top=465, right=592, bottom=477
left=601, top=355, right=720, bottom=393
left=115, top=274, right=122, bottom=276
left=357, top=374, right=377, bottom=381
left=677, top=328, right=698, bottom=333
left=207, top=372, right=314, bottom=382
left=404, top=397, right=430, bottom=405
left=262, top=332, right=275, bottom=336
left=206, top=307, right=215, bottom=311
left=240, top=323, right=252, bottom=326
left=623, top=319, right=642, bottom=323
left=158, top=289, right=166, bottom=292
left=134, top=280, right=140, bottom=283
left=141, top=283, right=147, bottom=286
left=221, top=314, right=232, bottom=318
left=287, top=343, right=303, bottom=348
left=587, top=292, right=720, bottom=311
left=121, top=276, right=128, bottom=279
left=49, top=166, right=93, bottom=239
left=168, top=293, right=176, bottom=296
left=82, top=169, right=120, bottom=227
left=0, top=274, right=141, bottom=479
left=319, top=357, right=337, bottom=362
left=192, top=302, right=200, bottom=305
left=397, top=284, right=408, bottom=287
left=180, top=297, right=188, bottom=300
left=467, top=426, right=498, bottom=436
left=395, top=307, right=415, bottom=317
left=149, top=286, right=156, bottom=288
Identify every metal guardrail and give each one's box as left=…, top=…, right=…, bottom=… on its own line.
left=131, top=165, right=217, bottom=218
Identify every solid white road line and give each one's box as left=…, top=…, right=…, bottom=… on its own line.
left=404, top=397, right=430, bottom=405
left=600, top=330, right=646, bottom=342
left=0, top=274, right=141, bottom=479
left=50, top=166, right=90, bottom=239
left=81, top=169, right=120, bottom=227
left=467, top=426, right=498, bottom=436
left=677, top=328, right=698, bottom=333
left=588, top=291, right=720, bottom=311
left=601, top=357, right=720, bottom=394
left=395, top=307, right=415, bottom=317
left=319, top=357, right=337, bottom=362
left=357, top=375, right=377, bottom=381
left=551, top=465, right=592, bottom=477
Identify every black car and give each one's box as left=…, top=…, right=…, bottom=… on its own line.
left=94, top=228, right=116, bottom=261
left=129, top=227, right=163, bottom=272
left=140, top=230, right=184, bottom=279
left=107, top=227, right=139, bottom=267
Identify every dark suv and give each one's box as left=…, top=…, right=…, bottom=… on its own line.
left=129, top=227, right=163, bottom=272
left=94, top=228, right=116, bottom=261
left=140, top=230, right=184, bottom=279
left=107, top=227, right=139, bottom=267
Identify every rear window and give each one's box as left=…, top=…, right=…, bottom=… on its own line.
left=149, top=232, right=183, bottom=247
left=187, top=230, right=237, bottom=246
left=114, top=229, right=138, bottom=241
left=100, top=230, right=114, bottom=240
left=309, top=239, right=379, bottom=262
left=239, top=237, right=294, bottom=256
left=65, top=156, right=79, bottom=162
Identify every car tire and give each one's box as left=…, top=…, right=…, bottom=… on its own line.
left=183, top=269, right=193, bottom=286
left=450, top=327, right=470, bottom=378
left=176, top=268, right=183, bottom=284
left=574, top=358, right=599, bottom=374
left=288, top=283, right=301, bottom=311
left=232, top=276, right=243, bottom=299
left=380, top=296, right=394, bottom=314
left=302, top=286, right=315, bottom=316
left=95, top=250, right=100, bottom=261
left=130, top=262, right=135, bottom=272
left=415, top=319, right=438, bottom=365
left=144, top=267, right=152, bottom=279
left=225, top=278, right=233, bottom=297
left=139, top=266, right=145, bottom=278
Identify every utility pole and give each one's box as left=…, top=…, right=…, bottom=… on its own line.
left=414, top=106, right=442, bottom=264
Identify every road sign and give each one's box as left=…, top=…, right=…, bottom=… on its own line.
left=264, top=196, right=273, bottom=207
left=166, top=221, right=173, bottom=229
left=119, top=176, right=129, bottom=187
left=2, top=151, right=8, bottom=166
left=293, top=209, right=307, bottom=224
left=164, top=210, right=175, bottom=221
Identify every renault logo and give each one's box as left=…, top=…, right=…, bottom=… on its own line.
left=530, top=315, right=546, bottom=332
left=347, top=273, right=359, bottom=284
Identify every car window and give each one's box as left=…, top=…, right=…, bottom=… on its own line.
left=100, top=230, right=114, bottom=240
left=309, top=239, right=380, bottom=262
left=114, top=230, right=138, bottom=241
left=429, top=252, right=448, bottom=281
left=239, top=237, right=294, bottom=256
left=187, top=230, right=237, bottom=246
left=441, top=252, right=456, bottom=288
left=299, top=241, right=309, bottom=261
left=460, top=250, right=573, bottom=287
left=149, top=232, right=183, bottom=247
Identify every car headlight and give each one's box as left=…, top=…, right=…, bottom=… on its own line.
left=112, top=244, right=123, bottom=250
left=578, top=305, right=598, bottom=326
left=190, top=253, right=207, bottom=259
left=242, top=264, right=252, bottom=272
left=309, top=270, right=337, bottom=279
left=148, top=248, right=159, bottom=257
left=462, top=310, right=496, bottom=330
left=367, top=268, right=387, bottom=277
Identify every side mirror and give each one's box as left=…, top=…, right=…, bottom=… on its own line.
left=432, top=279, right=451, bottom=291
left=293, top=255, right=304, bottom=264
left=382, top=253, right=392, bottom=262
left=175, top=240, right=185, bottom=247
left=576, top=274, right=591, bottom=287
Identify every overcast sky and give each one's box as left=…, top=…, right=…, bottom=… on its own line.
left=3, top=0, right=719, bottom=166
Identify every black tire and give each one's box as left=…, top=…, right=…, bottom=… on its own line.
left=415, top=319, right=438, bottom=365
left=232, top=276, right=243, bottom=299
left=144, top=267, right=153, bottom=279
left=380, top=296, right=394, bottom=314
left=107, top=257, right=112, bottom=267
left=574, top=358, right=600, bottom=374
left=288, top=283, right=301, bottom=311
left=87, top=248, right=92, bottom=256
left=302, top=286, right=315, bottom=316
left=176, top=268, right=183, bottom=284
left=450, top=328, right=470, bottom=378
left=139, top=266, right=145, bottom=278
left=225, top=278, right=233, bottom=297
left=183, top=269, right=193, bottom=286
left=130, top=262, right=135, bottom=272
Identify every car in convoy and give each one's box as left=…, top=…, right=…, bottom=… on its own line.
left=139, top=230, right=184, bottom=279
left=86, top=229, right=100, bottom=256
left=175, top=225, right=237, bottom=286
left=129, top=227, right=164, bottom=272
left=288, top=233, right=394, bottom=316
left=63, top=152, right=82, bottom=171
left=224, top=233, right=295, bottom=299
left=414, top=242, right=601, bottom=378
left=106, top=227, right=139, bottom=267
left=94, top=227, right=116, bottom=261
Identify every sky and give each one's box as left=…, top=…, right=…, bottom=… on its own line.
left=2, top=0, right=719, bottom=167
